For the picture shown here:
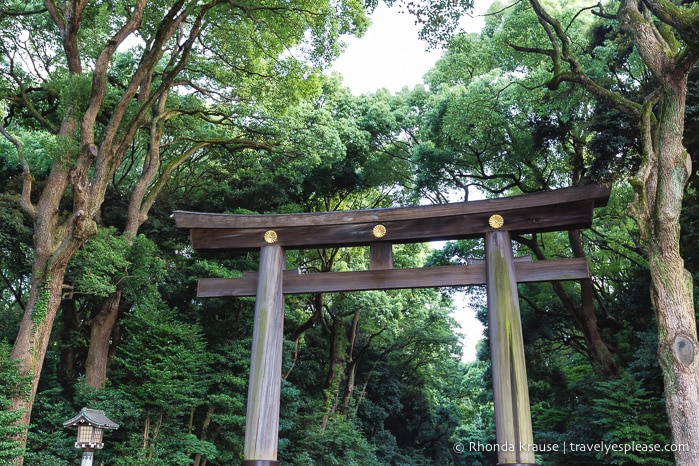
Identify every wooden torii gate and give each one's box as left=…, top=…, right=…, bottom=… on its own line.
left=174, top=184, right=611, bottom=466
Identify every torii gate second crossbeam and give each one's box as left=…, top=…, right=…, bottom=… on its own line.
left=174, top=184, right=611, bottom=466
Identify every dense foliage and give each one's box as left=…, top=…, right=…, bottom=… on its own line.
left=2, top=0, right=698, bottom=465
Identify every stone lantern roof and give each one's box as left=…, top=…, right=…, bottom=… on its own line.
left=63, top=408, right=119, bottom=430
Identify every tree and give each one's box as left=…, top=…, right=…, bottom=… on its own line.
left=0, top=0, right=369, bottom=459
left=0, top=343, right=28, bottom=462
left=110, top=305, right=212, bottom=464
left=511, top=0, right=699, bottom=462
left=407, top=24, right=624, bottom=376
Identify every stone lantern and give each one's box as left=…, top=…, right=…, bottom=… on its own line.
left=63, top=408, right=119, bottom=466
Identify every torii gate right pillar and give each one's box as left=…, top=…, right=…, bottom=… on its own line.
left=486, top=230, right=536, bottom=465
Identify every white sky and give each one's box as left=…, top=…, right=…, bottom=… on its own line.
left=329, top=1, right=493, bottom=95
left=328, top=2, right=495, bottom=362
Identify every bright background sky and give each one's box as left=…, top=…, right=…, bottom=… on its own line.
left=328, top=1, right=495, bottom=361
left=330, top=1, right=493, bottom=94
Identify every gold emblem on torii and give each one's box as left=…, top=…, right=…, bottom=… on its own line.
left=264, top=230, right=278, bottom=244
left=489, top=214, right=504, bottom=229
left=372, top=224, right=387, bottom=238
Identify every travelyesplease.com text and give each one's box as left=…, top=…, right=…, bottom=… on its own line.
left=453, top=441, right=689, bottom=456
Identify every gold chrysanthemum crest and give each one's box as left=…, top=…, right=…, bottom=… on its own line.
left=372, top=224, right=387, bottom=238
left=263, top=230, right=278, bottom=243
left=488, top=215, right=504, bottom=229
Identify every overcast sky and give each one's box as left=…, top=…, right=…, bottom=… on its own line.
left=329, top=1, right=493, bottom=95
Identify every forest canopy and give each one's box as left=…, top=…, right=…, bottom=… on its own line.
left=1, top=0, right=699, bottom=465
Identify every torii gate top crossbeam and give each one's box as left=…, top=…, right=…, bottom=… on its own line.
left=174, top=185, right=610, bottom=251
left=174, top=185, right=610, bottom=298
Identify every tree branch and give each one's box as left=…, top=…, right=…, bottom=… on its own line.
left=527, top=0, right=643, bottom=117
left=641, top=0, right=699, bottom=47
left=0, top=123, right=36, bottom=218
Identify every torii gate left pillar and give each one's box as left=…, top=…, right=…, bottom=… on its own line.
left=243, top=244, right=285, bottom=466
left=174, top=184, right=611, bottom=466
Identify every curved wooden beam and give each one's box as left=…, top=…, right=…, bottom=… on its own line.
left=174, top=185, right=611, bottom=250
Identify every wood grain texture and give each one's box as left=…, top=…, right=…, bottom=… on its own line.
left=174, top=184, right=610, bottom=229
left=186, top=201, right=594, bottom=250
left=196, top=258, right=589, bottom=297
left=176, top=185, right=610, bottom=250
left=244, top=245, right=285, bottom=461
left=485, top=230, right=535, bottom=465
left=370, top=242, right=393, bottom=270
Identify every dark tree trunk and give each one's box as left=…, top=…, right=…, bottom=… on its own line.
left=85, top=291, right=122, bottom=388
left=59, top=297, right=79, bottom=391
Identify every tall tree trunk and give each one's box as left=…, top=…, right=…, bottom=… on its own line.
left=59, top=296, right=79, bottom=391
left=9, top=235, right=88, bottom=462
left=321, top=316, right=346, bottom=430
left=81, top=98, right=208, bottom=390
left=353, top=362, right=376, bottom=419
left=8, top=139, right=95, bottom=464
left=575, top=275, right=619, bottom=377
left=6, top=0, right=145, bottom=456
left=629, top=82, right=699, bottom=463
left=285, top=293, right=324, bottom=379
left=341, top=360, right=358, bottom=416
left=341, top=310, right=361, bottom=414
left=619, top=3, right=699, bottom=455
left=85, top=291, right=122, bottom=388
left=568, top=137, right=619, bottom=376
left=142, top=411, right=151, bottom=453
left=524, top=2, right=699, bottom=460
left=193, top=407, right=215, bottom=466
left=567, top=229, right=619, bottom=377
left=517, top=233, right=619, bottom=376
